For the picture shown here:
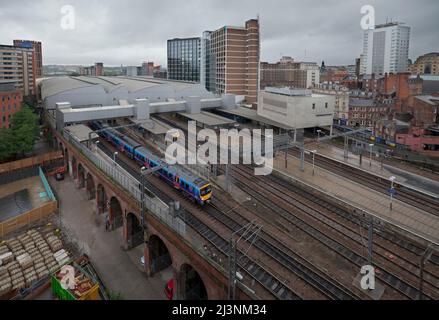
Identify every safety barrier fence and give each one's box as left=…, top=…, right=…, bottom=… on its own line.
left=63, top=131, right=186, bottom=237
left=0, top=201, right=57, bottom=238
left=0, top=151, right=63, bottom=175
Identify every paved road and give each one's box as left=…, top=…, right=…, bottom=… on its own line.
left=50, top=175, right=170, bottom=300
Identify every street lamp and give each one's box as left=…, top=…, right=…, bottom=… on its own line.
left=389, top=176, right=396, bottom=211
left=311, top=150, right=317, bottom=176
left=140, top=166, right=147, bottom=225
left=369, top=143, right=374, bottom=167
left=113, top=151, right=118, bottom=165
left=316, top=129, right=322, bottom=142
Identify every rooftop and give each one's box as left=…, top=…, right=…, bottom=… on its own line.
left=39, top=75, right=207, bottom=99
left=349, top=98, right=376, bottom=107
left=415, top=95, right=439, bottom=106
left=264, top=87, right=313, bottom=96
left=410, top=75, right=439, bottom=81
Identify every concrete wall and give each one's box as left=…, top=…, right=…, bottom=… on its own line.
left=257, top=91, right=335, bottom=129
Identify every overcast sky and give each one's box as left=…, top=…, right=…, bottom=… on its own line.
left=0, top=0, right=437, bottom=67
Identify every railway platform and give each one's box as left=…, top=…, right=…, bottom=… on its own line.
left=273, top=154, right=439, bottom=246
left=304, top=142, right=439, bottom=195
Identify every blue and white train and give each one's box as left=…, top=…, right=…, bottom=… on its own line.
left=90, top=121, right=212, bottom=204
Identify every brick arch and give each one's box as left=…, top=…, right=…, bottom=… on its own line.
left=77, top=163, right=86, bottom=189
left=96, top=183, right=108, bottom=214
left=58, top=141, right=64, bottom=153
left=148, top=234, right=173, bottom=275
left=86, top=172, right=96, bottom=200
left=71, top=156, right=78, bottom=179
left=109, top=196, right=123, bottom=230
left=178, top=263, right=209, bottom=300
left=126, top=212, right=143, bottom=249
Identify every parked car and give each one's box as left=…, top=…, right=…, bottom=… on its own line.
left=164, top=279, right=174, bottom=300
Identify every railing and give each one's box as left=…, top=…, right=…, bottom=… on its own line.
left=39, top=167, right=56, bottom=201
left=63, top=130, right=186, bottom=237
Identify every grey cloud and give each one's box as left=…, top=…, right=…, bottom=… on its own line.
left=0, top=0, right=437, bottom=66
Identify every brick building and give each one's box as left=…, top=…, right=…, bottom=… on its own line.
left=204, top=19, right=260, bottom=106
left=260, top=58, right=319, bottom=89
left=373, top=94, right=439, bottom=156
left=411, top=94, right=439, bottom=127
left=409, top=52, right=439, bottom=75
left=0, top=80, right=22, bottom=128
left=13, top=40, right=43, bottom=79
left=79, top=62, right=104, bottom=76
left=320, top=66, right=349, bottom=83
left=313, top=83, right=349, bottom=125
left=348, top=98, right=390, bottom=127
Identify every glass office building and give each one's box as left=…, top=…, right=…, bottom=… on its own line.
left=167, top=37, right=201, bottom=82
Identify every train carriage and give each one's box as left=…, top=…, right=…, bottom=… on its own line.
left=90, top=121, right=212, bottom=204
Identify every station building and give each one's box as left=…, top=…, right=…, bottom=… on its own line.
left=257, top=87, right=335, bottom=130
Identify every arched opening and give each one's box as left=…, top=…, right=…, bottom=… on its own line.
left=149, top=235, right=172, bottom=275
left=126, top=212, right=143, bottom=249
left=72, top=156, right=77, bottom=179
left=96, top=184, right=107, bottom=214
left=179, top=264, right=208, bottom=300
left=77, top=164, right=85, bottom=189
left=86, top=173, right=95, bottom=200
left=64, top=148, right=69, bottom=167
left=109, top=197, right=123, bottom=229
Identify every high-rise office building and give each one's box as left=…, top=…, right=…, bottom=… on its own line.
left=200, top=31, right=214, bottom=92
left=0, top=45, right=36, bottom=97
left=167, top=38, right=201, bottom=82
left=13, top=40, right=43, bottom=78
left=360, top=22, right=410, bottom=75
left=203, top=19, right=260, bottom=105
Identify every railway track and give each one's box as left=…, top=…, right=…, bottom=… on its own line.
left=204, top=200, right=362, bottom=300
left=228, top=165, right=439, bottom=300
left=289, top=149, right=439, bottom=217
left=120, top=116, right=439, bottom=299
left=95, top=137, right=299, bottom=300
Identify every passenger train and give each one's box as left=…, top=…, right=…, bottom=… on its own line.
left=90, top=121, right=212, bottom=204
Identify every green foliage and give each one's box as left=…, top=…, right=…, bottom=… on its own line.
left=108, top=291, right=124, bottom=300
left=0, top=104, right=39, bottom=161
left=0, top=128, right=14, bottom=161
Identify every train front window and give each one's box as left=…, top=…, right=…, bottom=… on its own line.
left=200, top=185, right=211, bottom=196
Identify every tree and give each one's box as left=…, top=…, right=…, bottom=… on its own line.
left=9, top=105, right=39, bottom=155
left=0, top=128, right=15, bottom=161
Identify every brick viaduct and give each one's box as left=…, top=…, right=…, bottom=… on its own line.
left=53, top=132, right=249, bottom=300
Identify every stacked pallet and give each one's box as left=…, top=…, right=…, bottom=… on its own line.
left=0, top=244, right=13, bottom=266
left=0, top=228, right=69, bottom=297
left=16, top=253, right=33, bottom=269
left=6, top=238, right=24, bottom=258
left=0, top=265, right=12, bottom=295
left=54, top=249, right=70, bottom=266
left=8, top=261, right=25, bottom=291
left=45, top=234, right=63, bottom=252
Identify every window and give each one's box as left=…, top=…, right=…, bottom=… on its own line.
left=325, top=102, right=328, bottom=108
left=312, top=103, right=315, bottom=109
